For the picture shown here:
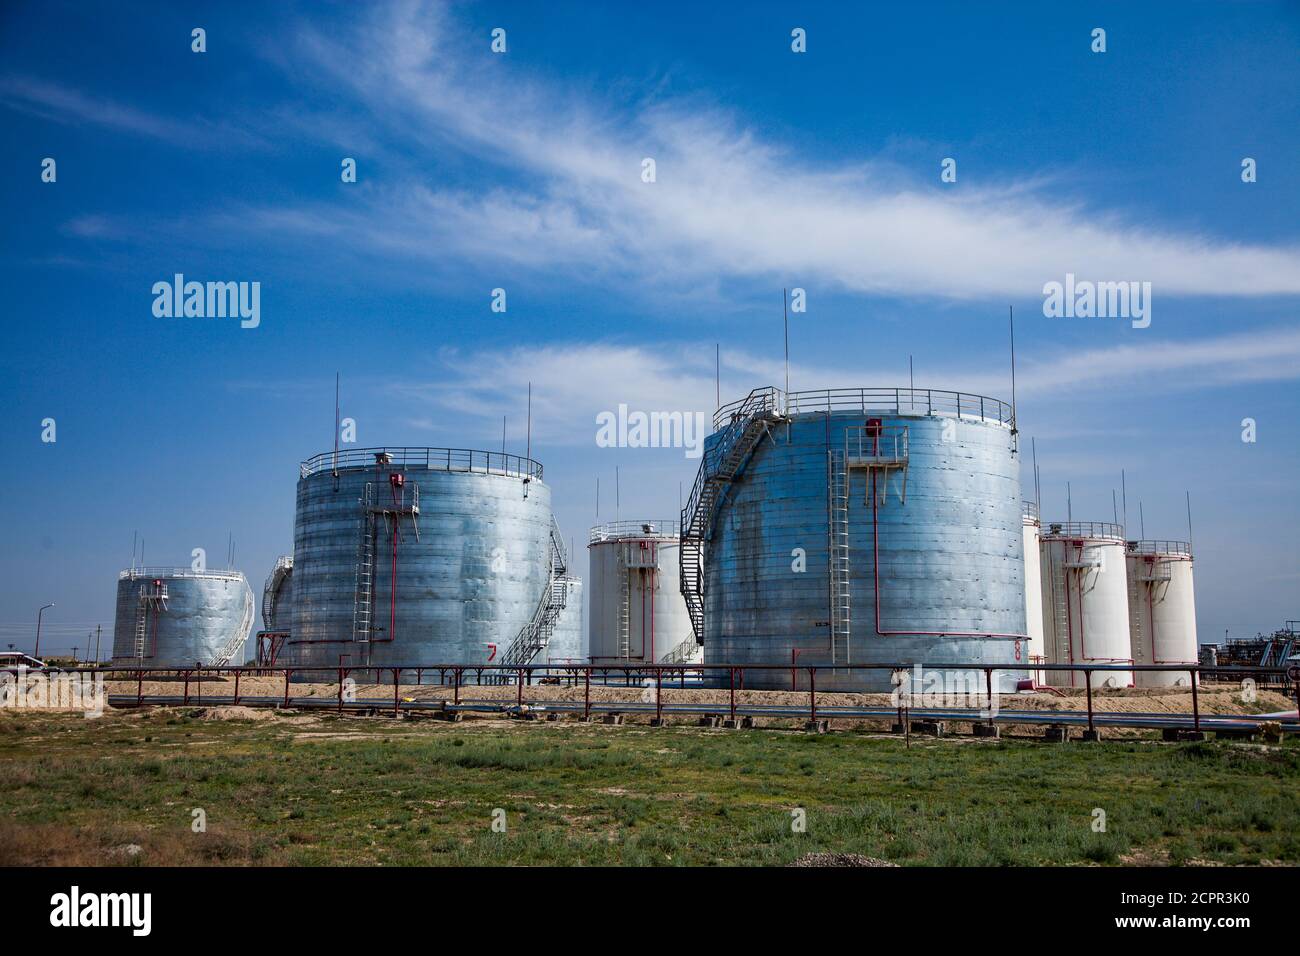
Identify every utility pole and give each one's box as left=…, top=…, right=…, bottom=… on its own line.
left=34, top=603, right=54, bottom=659
left=94, top=624, right=102, bottom=665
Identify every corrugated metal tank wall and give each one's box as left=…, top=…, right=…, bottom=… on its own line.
left=1125, top=541, right=1198, bottom=687
left=284, top=448, right=552, bottom=674
left=1039, top=523, right=1133, bottom=688
left=702, top=396, right=1026, bottom=692
left=111, top=569, right=254, bottom=666
left=540, top=576, right=584, bottom=665
left=589, top=522, right=694, bottom=663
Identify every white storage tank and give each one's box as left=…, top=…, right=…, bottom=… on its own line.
left=1021, top=501, right=1045, bottom=683
left=111, top=567, right=254, bottom=667
left=1039, top=522, right=1133, bottom=688
left=1125, top=541, right=1198, bottom=687
left=589, top=521, right=696, bottom=664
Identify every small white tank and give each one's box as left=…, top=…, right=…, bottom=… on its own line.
left=1039, top=522, right=1133, bottom=689
left=1021, top=502, right=1045, bottom=683
left=1125, top=541, right=1198, bottom=687
left=588, top=521, right=695, bottom=663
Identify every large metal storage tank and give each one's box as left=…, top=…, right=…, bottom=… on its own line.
left=111, top=568, right=254, bottom=667
left=539, top=575, right=584, bottom=665
left=686, top=387, right=1027, bottom=692
left=1039, top=522, right=1133, bottom=688
left=284, top=447, right=565, bottom=674
left=1021, top=501, right=1045, bottom=683
left=1125, top=540, right=1198, bottom=687
left=589, top=521, right=697, bottom=664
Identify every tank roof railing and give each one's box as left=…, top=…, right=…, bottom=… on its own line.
left=1040, top=521, right=1126, bottom=541
left=1126, top=540, right=1193, bottom=557
left=712, top=386, right=1014, bottom=432
left=299, top=446, right=543, bottom=481
left=589, top=520, right=682, bottom=544
left=1021, top=500, right=1040, bottom=522
left=120, top=567, right=247, bottom=581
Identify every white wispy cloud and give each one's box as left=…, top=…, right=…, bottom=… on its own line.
left=27, top=0, right=1300, bottom=305
left=0, top=75, right=266, bottom=149
left=249, top=0, right=1300, bottom=301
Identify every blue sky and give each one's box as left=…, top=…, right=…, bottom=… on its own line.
left=1, top=0, right=1297, bottom=657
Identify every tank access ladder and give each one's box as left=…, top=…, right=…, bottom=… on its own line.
left=827, top=449, right=852, bottom=664
left=352, top=476, right=420, bottom=654
left=133, top=580, right=169, bottom=661
left=679, top=388, right=789, bottom=641
left=833, top=423, right=909, bottom=664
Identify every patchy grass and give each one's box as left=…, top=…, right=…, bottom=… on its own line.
left=0, top=709, right=1296, bottom=866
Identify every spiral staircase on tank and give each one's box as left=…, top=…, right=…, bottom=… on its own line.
left=488, top=518, right=571, bottom=682
left=677, top=387, right=790, bottom=656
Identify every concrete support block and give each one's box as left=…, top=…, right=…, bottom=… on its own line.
left=972, top=723, right=1001, bottom=738
left=1043, top=725, right=1069, bottom=743
left=601, top=713, right=624, bottom=726
left=910, top=720, right=945, bottom=737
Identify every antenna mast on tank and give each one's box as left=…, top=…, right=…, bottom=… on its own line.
left=1121, top=469, right=1128, bottom=531
left=783, top=288, right=790, bottom=399
left=1031, top=438, right=1041, bottom=513
left=1008, top=305, right=1018, bottom=451
left=526, top=382, right=532, bottom=463
left=1185, top=491, right=1194, bottom=549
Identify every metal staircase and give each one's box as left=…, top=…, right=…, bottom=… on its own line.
left=261, top=555, right=293, bottom=631
left=210, top=588, right=255, bottom=666
left=679, top=388, right=788, bottom=640
left=492, top=518, right=571, bottom=679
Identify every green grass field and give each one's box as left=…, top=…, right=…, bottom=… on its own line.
left=2, top=708, right=1297, bottom=866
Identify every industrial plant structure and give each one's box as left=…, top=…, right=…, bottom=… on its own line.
left=1039, top=521, right=1133, bottom=688
left=1125, top=540, right=1198, bottom=686
left=589, top=521, right=698, bottom=664
left=281, top=447, right=569, bottom=676
left=110, top=567, right=254, bottom=667
left=681, top=387, right=1028, bottom=692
